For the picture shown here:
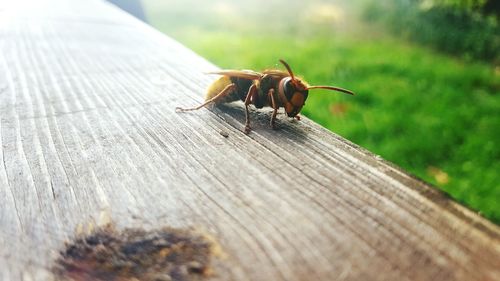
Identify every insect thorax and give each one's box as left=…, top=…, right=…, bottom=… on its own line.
left=255, top=75, right=279, bottom=108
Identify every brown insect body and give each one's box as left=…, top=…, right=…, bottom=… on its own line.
left=176, top=60, right=354, bottom=134
left=231, top=72, right=303, bottom=111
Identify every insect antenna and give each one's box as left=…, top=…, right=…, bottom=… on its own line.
left=307, top=85, right=355, bottom=95
left=279, top=59, right=297, bottom=83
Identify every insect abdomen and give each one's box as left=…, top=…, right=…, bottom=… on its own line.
left=205, top=76, right=240, bottom=104
left=205, top=76, right=231, bottom=100
left=205, top=76, right=254, bottom=105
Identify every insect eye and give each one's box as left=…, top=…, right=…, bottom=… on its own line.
left=284, top=79, right=294, bottom=101
left=302, top=90, right=309, bottom=101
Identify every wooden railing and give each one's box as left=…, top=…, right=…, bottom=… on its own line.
left=0, top=0, right=498, bottom=280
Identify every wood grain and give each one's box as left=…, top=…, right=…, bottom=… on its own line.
left=0, top=0, right=499, bottom=280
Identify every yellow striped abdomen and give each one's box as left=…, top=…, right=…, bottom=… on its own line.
left=205, top=76, right=240, bottom=104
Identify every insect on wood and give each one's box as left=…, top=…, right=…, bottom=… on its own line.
left=176, top=59, right=355, bottom=134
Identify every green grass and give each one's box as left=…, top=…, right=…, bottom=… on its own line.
left=143, top=0, right=500, bottom=223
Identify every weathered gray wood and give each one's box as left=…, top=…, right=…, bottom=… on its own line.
left=0, top=0, right=499, bottom=280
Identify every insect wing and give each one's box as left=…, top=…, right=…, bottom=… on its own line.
left=262, top=69, right=290, bottom=78
left=206, top=69, right=263, bottom=80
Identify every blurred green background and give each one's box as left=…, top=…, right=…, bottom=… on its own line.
left=141, top=0, right=499, bottom=223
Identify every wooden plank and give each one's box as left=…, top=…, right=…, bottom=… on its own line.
left=0, top=0, right=499, bottom=280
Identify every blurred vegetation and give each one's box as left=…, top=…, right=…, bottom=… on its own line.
left=361, top=0, right=499, bottom=62
left=142, top=0, right=500, bottom=223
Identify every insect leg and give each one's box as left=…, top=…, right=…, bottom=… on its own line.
left=244, top=84, right=258, bottom=134
left=268, top=88, right=278, bottom=129
left=175, top=83, right=236, bottom=112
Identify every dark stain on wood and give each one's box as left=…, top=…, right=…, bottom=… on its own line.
left=53, top=225, right=217, bottom=281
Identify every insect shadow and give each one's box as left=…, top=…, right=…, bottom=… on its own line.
left=210, top=103, right=309, bottom=142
